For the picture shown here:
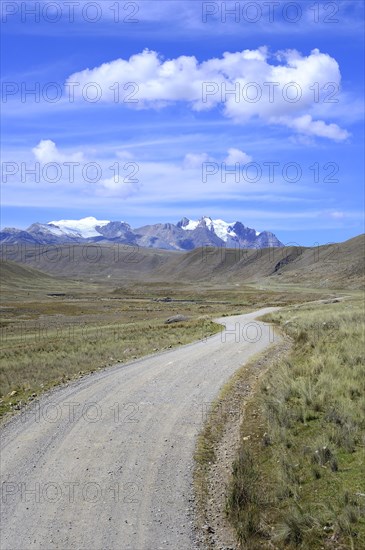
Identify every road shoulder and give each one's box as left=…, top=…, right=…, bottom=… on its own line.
left=194, top=334, right=292, bottom=549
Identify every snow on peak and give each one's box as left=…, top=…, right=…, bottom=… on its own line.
left=207, top=218, right=236, bottom=241
left=199, top=217, right=212, bottom=232
left=44, top=215, right=263, bottom=242
left=181, top=217, right=236, bottom=242
left=182, top=219, right=199, bottom=231
left=47, top=216, right=111, bottom=238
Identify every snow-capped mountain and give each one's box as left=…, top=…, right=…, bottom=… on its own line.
left=0, top=216, right=283, bottom=250
left=47, top=217, right=111, bottom=239
left=178, top=216, right=262, bottom=241
left=178, top=216, right=240, bottom=240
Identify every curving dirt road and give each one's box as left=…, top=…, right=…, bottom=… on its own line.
left=1, top=308, right=278, bottom=550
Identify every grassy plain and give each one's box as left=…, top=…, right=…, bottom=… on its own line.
left=1, top=260, right=324, bottom=417
left=1, top=257, right=364, bottom=549
left=225, top=296, right=365, bottom=549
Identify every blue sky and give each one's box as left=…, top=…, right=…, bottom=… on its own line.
left=1, top=0, right=364, bottom=245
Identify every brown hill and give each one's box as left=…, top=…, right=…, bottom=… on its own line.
left=1, top=234, right=363, bottom=290
left=155, top=234, right=365, bottom=289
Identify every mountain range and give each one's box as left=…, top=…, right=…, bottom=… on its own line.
left=0, top=216, right=283, bottom=251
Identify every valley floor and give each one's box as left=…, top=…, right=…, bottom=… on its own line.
left=1, top=272, right=363, bottom=549
left=1, top=308, right=276, bottom=550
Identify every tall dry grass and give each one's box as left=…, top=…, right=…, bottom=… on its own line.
left=227, top=299, right=365, bottom=549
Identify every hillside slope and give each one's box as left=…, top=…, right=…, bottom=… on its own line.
left=1, top=235, right=363, bottom=289
left=0, top=245, right=178, bottom=281
left=153, top=234, right=365, bottom=289
left=0, top=260, right=56, bottom=292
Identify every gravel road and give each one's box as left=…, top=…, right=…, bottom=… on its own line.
left=0, top=308, right=278, bottom=550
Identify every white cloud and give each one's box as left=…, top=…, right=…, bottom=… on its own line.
left=66, top=47, right=350, bottom=141
left=97, top=175, right=141, bottom=198
left=30, top=140, right=140, bottom=198
left=116, top=150, right=134, bottom=160
left=183, top=153, right=211, bottom=169
left=283, top=115, right=350, bottom=141
left=32, top=139, right=84, bottom=163
left=329, top=211, right=345, bottom=219
left=224, top=148, right=252, bottom=165
left=183, top=148, right=252, bottom=168
left=12, top=0, right=364, bottom=40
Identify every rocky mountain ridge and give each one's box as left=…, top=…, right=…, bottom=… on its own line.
left=0, top=216, right=283, bottom=250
